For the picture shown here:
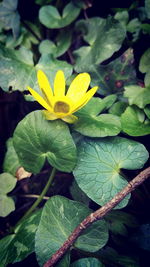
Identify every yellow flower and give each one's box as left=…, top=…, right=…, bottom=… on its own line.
left=27, top=70, right=98, bottom=123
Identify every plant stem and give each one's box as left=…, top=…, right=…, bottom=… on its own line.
left=15, top=167, right=56, bottom=227
left=44, top=166, right=150, bottom=267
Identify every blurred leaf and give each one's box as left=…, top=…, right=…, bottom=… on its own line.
left=0, top=0, right=20, bottom=38
left=73, top=137, right=149, bottom=208
left=39, top=2, right=81, bottom=29
left=3, top=138, right=20, bottom=176
left=144, top=70, right=150, bottom=87
left=127, top=18, right=141, bottom=33
left=0, top=45, right=72, bottom=91
left=39, top=40, right=56, bottom=55
left=39, top=29, right=72, bottom=57
left=13, top=111, right=77, bottom=173
left=4, top=24, right=41, bottom=49
left=36, top=0, right=53, bottom=5
left=139, top=48, right=150, bottom=73
left=127, top=18, right=141, bottom=42
left=141, top=23, right=150, bottom=34
left=121, top=106, right=150, bottom=136
left=71, top=257, right=104, bottom=267
left=124, top=85, right=150, bottom=108
left=145, top=0, right=150, bottom=18
left=109, top=101, right=128, bottom=116
left=105, top=210, right=138, bottom=236
left=114, top=11, right=129, bottom=26
left=144, top=105, right=150, bottom=119
left=0, top=172, right=17, bottom=217
left=98, top=246, right=140, bottom=267
left=73, top=96, right=121, bottom=137
left=35, top=196, right=108, bottom=266
left=0, top=210, right=41, bottom=265
left=89, top=49, right=136, bottom=96
left=74, top=17, right=126, bottom=72
left=56, top=253, right=70, bottom=267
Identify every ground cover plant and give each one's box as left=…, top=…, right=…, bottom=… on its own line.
left=0, top=0, right=150, bottom=266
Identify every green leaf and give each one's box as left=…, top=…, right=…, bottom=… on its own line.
left=0, top=44, right=35, bottom=91
left=73, top=137, right=149, bottom=208
left=35, top=196, right=108, bottom=266
left=0, top=45, right=73, bottom=91
left=139, top=48, right=150, bottom=73
left=124, top=85, right=150, bottom=108
left=145, top=0, right=150, bottom=18
left=36, top=0, right=53, bottom=5
left=3, top=138, right=20, bottom=176
left=105, top=210, right=138, bottom=236
left=144, top=105, right=150, bottom=119
left=89, top=49, right=136, bottom=96
left=109, top=101, right=128, bottom=116
left=39, top=2, right=81, bottom=29
left=144, top=69, right=150, bottom=87
left=114, top=11, right=129, bottom=26
left=0, top=0, right=20, bottom=38
left=0, top=210, right=41, bottom=265
left=74, top=17, right=126, bottom=72
left=0, top=172, right=17, bottom=217
left=13, top=111, right=77, bottom=173
left=127, top=18, right=141, bottom=33
left=71, top=257, right=104, bottom=267
left=73, top=97, right=121, bottom=137
left=34, top=54, right=72, bottom=93
left=39, top=29, right=72, bottom=57
left=98, top=246, right=140, bottom=267
left=56, top=253, right=70, bottom=267
left=121, top=106, right=150, bottom=136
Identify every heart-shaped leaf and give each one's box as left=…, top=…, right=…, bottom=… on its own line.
left=124, top=85, right=150, bottom=108
left=121, top=106, right=150, bottom=136
left=35, top=196, right=108, bottom=266
left=0, top=172, right=17, bottom=217
left=13, top=111, right=77, bottom=173
left=89, top=49, right=136, bottom=96
left=74, top=17, right=126, bottom=72
left=39, top=2, right=81, bottom=29
left=0, top=45, right=72, bottom=91
left=39, top=29, right=72, bottom=57
left=73, top=137, right=149, bottom=208
left=74, top=97, right=121, bottom=137
left=139, top=48, right=150, bottom=73
left=109, top=101, right=128, bottom=116
left=3, top=138, right=20, bottom=176
left=0, top=0, right=20, bottom=38
left=0, top=210, right=41, bottom=265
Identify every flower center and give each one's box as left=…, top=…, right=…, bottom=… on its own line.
left=54, top=101, right=70, bottom=114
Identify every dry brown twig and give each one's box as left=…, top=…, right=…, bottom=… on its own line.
left=44, top=166, right=150, bottom=267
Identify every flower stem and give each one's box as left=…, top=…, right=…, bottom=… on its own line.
left=15, top=167, right=56, bottom=227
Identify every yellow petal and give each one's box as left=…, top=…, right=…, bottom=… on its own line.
left=54, top=70, right=66, bottom=97
left=71, top=86, right=98, bottom=113
left=67, top=73, right=91, bottom=102
left=42, top=110, right=58, bottom=120
left=62, top=114, right=78, bottom=124
left=37, top=70, right=53, bottom=106
left=27, top=86, right=52, bottom=111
